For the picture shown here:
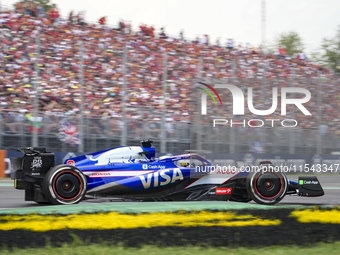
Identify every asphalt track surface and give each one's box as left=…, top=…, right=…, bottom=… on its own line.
left=0, top=175, right=339, bottom=210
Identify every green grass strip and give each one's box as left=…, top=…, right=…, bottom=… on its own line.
left=0, top=201, right=300, bottom=215
left=2, top=242, right=340, bottom=255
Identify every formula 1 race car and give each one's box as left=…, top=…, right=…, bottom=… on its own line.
left=10, top=140, right=324, bottom=205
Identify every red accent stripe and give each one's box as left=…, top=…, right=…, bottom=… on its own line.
left=198, top=82, right=223, bottom=105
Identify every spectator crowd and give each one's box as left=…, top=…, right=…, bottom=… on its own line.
left=0, top=5, right=339, bottom=139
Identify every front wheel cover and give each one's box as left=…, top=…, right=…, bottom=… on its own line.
left=42, top=165, right=87, bottom=205
left=246, top=167, right=287, bottom=205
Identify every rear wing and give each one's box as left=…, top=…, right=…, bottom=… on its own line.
left=11, top=147, right=55, bottom=184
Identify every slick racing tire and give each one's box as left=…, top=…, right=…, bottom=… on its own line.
left=246, top=165, right=288, bottom=205
left=42, top=164, right=87, bottom=205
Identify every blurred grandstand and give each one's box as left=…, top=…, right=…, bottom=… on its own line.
left=0, top=4, right=339, bottom=154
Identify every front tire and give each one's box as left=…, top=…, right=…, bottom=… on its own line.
left=42, top=164, right=87, bottom=205
left=246, top=165, right=287, bottom=205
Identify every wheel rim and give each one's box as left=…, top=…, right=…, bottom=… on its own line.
left=254, top=172, right=283, bottom=199
left=264, top=180, right=273, bottom=190
left=55, top=173, right=80, bottom=199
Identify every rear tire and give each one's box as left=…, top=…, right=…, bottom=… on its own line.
left=42, top=164, right=87, bottom=205
left=246, top=165, right=287, bottom=205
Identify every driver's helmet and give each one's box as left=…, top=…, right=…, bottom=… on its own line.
left=179, top=159, right=190, bottom=167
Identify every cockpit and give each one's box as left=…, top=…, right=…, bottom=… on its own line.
left=173, top=154, right=210, bottom=168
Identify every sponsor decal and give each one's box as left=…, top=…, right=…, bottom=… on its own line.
left=139, top=168, right=184, bottom=189
left=31, top=157, right=42, bottom=169
left=142, top=164, right=165, bottom=170
left=215, top=188, right=232, bottom=195
left=148, top=165, right=166, bottom=169
left=91, top=172, right=111, bottom=177
left=300, top=180, right=319, bottom=185
left=66, top=160, right=75, bottom=165
left=84, top=172, right=114, bottom=178
left=84, top=170, right=154, bottom=178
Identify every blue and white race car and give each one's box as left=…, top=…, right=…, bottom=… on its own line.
left=10, top=140, right=324, bottom=205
